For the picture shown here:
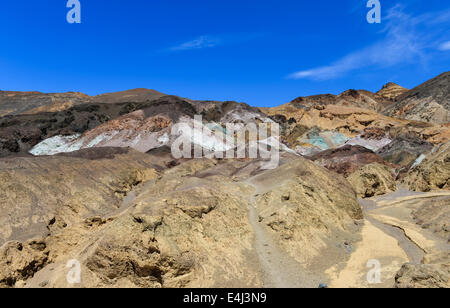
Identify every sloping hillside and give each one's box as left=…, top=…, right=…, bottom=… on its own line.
left=383, top=72, right=450, bottom=124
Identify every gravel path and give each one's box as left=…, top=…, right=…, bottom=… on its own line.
left=246, top=181, right=323, bottom=288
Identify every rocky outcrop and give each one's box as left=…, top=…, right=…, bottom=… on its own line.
left=0, top=100, right=146, bottom=157
left=0, top=148, right=162, bottom=287
left=395, top=253, right=449, bottom=288
left=393, top=192, right=450, bottom=288
left=249, top=157, right=363, bottom=264
left=262, top=103, right=448, bottom=149
left=287, top=89, right=394, bottom=112
left=0, top=148, right=159, bottom=247
left=1, top=94, right=273, bottom=158
left=0, top=241, right=49, bottom=287
left=337, top=89, right=395, bottom=112
left=412, top=196, right=450, bottom=241
left=384, top=72, right=450, bottom=124
left=377, top=133, right=434, bottom=168
left=377, top=83, right=409, bottom=101
left=347, top=163, right=397, bottom=198
left=0, top=126, right=42, bottom=157
left=402, top=142, right=450, bottom=192
left=65, top=159, right=260, bottom=288
left=310, top=145, right=388, bottom=176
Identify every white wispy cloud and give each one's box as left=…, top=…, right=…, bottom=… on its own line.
left=164, top=33, right=264, bottom=53
left=289, top=5, right=450, bottom=80
left=168, top=36, right=221, bottom=52
left=439, top=41, right=450, bottom=51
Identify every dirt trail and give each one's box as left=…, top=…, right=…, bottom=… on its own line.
left=246, top=181, right=324, bottom=288
left=359, top=198, right=426, bottom=264
left=117, top=183, right=446, bottom=288
left=327, top=188, right=449, bottom=288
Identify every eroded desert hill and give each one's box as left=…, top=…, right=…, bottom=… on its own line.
left=0, top=149, right=363, bottom=288
left=376, top=82, right=409, bottom=101
left=0, top=88, right=170, bottom=117
left=0, top=91, right=92, bottom=117
left=0, top=72, right=449, bottom=288
left=383, top=72, right=450, bottom=124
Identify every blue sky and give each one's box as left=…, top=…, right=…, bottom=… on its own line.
left=0, top=0, right=449, bottom=107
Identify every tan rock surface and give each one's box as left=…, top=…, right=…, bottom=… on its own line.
left=395, top=255, right=449, bottom=288
left=0, top=149, right=365, bottom=288
left=377, top=83, right=409, bottom=101
left=402, top=142, right=450, bottom=191
left=347, top=163, right=397, bottom=198
left=248, top=157, right=363, bottom=265
left=262, top=104, right=449, bottom=147
left=0, top=91, right=92, bottom=116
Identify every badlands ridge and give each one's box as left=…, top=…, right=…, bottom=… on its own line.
left=0, top=72, right=448, bottom=288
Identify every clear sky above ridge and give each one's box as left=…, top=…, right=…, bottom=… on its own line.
left=1, top=0, right=449, bottom=107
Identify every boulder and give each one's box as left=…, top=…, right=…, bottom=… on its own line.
left=402, top=142, right=450, bottom=191
left=395, top=253, right=450, bottom=288
left=347, top=163, right=397, bottom=198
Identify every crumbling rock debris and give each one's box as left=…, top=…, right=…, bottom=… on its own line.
left=347, top=163, right=397, bottom=198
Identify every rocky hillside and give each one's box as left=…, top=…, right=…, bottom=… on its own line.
left=0, top=88, right=169, bottom=117
left=286, top=88, right=394, bottom=112
left=401, top=142, right=450, bottom=192
left=92, top=88, right=167, bottom=104
left=0, top=150, right=363, bottom=288
left=0, top=72, right=449, bottom=288
left=377, top=83, right=409, bottom=101
left=383, top=72, right=450, bottom=124
left=0, top=94, right=272, bottom=158
left=0, top=91, right=92, bottom=117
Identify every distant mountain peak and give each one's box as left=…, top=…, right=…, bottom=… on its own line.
left=381, top=82, right=401, bottom=89
left=93, top=88, right=167, bottom=104
left=377, top=82, right=408, bottom=100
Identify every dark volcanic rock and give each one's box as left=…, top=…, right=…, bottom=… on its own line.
left=0, top=93, right=271, bottom=158
left=290, top=94, right=337, bottom=110
left=377, top=133, right=434, bottom=167
left=310, top=145, right=388, bottom=176
left=0, top=96, right=198, bottom=157
left=360, top=127, right=387, bottom=140
left=0, top=126, right=42, bottom=157
left=194, top=100, right=267, bottom=123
